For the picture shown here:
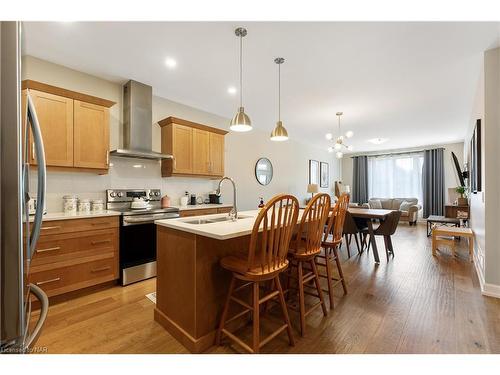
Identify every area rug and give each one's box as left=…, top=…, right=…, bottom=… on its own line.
left=145, top=292, right=156, bottom=304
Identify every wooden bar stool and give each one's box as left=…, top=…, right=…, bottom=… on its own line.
left=315, top=193, right=349, bottom=309
left=216, top=194, right=299, bottom=353
left=285, top=193, right=330, bottom=336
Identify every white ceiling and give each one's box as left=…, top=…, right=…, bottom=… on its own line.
left=23, top=22, right=499, bottom=153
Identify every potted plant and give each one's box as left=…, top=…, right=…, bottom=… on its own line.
left=456, top=186, right=468, bottom=206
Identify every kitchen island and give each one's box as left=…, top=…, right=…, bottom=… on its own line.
left=154, top=210, right=304, bottom=353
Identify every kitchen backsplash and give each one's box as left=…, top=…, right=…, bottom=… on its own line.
left=29, top=157, right=218, bottom=212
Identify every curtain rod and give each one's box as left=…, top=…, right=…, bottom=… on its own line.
left=350, top=147, right=445, bottom=159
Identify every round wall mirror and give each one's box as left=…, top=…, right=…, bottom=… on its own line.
left=255, top=158, right=273, bottom=186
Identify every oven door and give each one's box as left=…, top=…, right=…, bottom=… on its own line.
left=119, top=212, right=179, bottom=285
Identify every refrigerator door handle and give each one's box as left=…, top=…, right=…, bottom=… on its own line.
left=27, top=92, right=46, bottom=259
left=24, top=284, right=48, bottom=349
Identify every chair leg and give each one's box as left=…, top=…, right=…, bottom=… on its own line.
left=297, top=261, right=306, bottom=337
left=252, top=281, right=260, bottom=353
left=216, top=275, right=236, bottom=345
left=383, top=235, right=390, bottom=261
left=275, top=275, right=295, bottom=346
left=310, top=259, right=328, bottom=317
left=345, top=234, right=351, bottom=258
left=333, top=245, right=348, bottom=295
left=387, top=235, right=395, bottom=257
left=323, top=248, right=335, bottom=309
left=354, top=233, right=361, bottom=254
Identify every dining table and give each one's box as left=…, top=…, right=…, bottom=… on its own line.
left=347, top=207, right=395, bottom=263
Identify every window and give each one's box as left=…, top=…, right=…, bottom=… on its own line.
left=367, top=152, right=424, bottom=202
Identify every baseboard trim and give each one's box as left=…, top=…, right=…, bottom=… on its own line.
left=473, top=252, right=500, bottom=298
left=482, top=283, right=500, bottom=298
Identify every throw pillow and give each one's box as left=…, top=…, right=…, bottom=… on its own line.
left=399, top=200, right=412, bottom=212
left=369, top=199, right=383, bottom=209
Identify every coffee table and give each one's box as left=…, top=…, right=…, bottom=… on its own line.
left=426, top=215, right=460, bottom=237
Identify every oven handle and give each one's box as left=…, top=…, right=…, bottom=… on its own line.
left=122, top=213, right=179, bottom=226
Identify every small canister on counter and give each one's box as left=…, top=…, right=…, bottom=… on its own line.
left=161, top=195, right=171, bottom=208
left=78, top=198, right=91, bottom=213
left=63, top=195, right=78, bottom=214
left=91, top=199, right=104, bottom=212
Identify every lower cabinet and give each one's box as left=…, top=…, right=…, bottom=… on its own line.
left=30, top=216, right=119, bottom=297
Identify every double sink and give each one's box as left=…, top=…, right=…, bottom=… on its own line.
left=184, top=215, right=252, bottom=225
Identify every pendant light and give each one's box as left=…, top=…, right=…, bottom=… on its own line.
left=270, top=57, right=289, bottom=141
left=230, top=27, right=252, bottom=132
left=327, top=112, right=353, bottom=158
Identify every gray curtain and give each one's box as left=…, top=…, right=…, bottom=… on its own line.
left=352, top=156, right=369, bottom=204
left=423, top=148, right=445, bottom=218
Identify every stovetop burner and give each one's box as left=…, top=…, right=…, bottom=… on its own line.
left=106, top=188, right=179, bottom=216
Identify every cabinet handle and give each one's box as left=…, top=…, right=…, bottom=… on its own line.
left=36, top=246, right=60, bottom=253
left=36, top=277, right=60, bottom=286
left=173, top=157, right=177, bottom=171
left=41, top=226, right=61, bottom=231
left=106, top=151, right=109, bottom=166
left=91, top=239, right=111, bottom=246
left=91, top=266, right=111, bottom=273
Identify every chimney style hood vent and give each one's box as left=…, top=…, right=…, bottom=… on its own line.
left=110, top=80, right=172, bottom=161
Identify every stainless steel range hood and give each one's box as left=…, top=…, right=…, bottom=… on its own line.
left=110, top=80, right=172, bottom=161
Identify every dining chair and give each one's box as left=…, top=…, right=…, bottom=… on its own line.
left=315, top=193, right=350, bottom=309
left=216, top=194, right=299, bottom=354
left=285, top=193, right=330, bottom=336
left=342, top=211, right=367, bottom=257
left=361, top=210, right=401, bottom=260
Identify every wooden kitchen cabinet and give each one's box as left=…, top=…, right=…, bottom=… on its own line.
left=30, top=216, right=120, bottom=298
left=29, top=89, right=74, bottom=167
left=22, top=80, right=115, bottom=174
left=74, top=100, right=110, bottom=169
left=192, top=129, right=210, bottom=174
left=159, top=117, right=227, bottom=178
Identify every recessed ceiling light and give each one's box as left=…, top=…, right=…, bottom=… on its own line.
left=227, top=86, right=237, bottom=95
left=165, top=58, right=177, bottom=69
left=367, top=138, right=389, bottom=145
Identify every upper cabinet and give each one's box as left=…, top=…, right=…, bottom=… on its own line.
left=22, top=80, right=115, bottom=174
left=159, top=117, right=227, bottom=178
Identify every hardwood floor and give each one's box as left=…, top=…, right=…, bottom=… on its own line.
left=32, top=223, right=500, bottom=354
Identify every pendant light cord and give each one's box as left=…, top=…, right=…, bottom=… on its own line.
left=278, top=62, right=281, bottom=121
left=239, top=34, right=243, bottom=107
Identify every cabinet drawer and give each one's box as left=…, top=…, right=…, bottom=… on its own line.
left=39, top=216, right=119, bottom=236
left=179, top=208, right=218, bottom=217
left=30, top=256, right=118, bottom=297
left=217, top=207, right=232, bottom=214
left=31, top=228, right=118, bottom=267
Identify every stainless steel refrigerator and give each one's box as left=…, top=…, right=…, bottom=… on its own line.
left=1, top=21, right=48, bottom=353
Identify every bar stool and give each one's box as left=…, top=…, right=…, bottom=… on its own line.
left=216, top=194, right=299, bottom=354
left=316, top=193, right=350, bottom=309
left=285, top=193, right=331, bottom=336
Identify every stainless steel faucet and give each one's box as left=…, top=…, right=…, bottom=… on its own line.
left=216, top=176, right=237, bottom=220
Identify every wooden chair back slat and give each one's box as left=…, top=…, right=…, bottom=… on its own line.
left=294, top=193, right=331, bottom=256
left=324, top=194, right=350, bottom=244
left=248, top=194, right=299, bottom=274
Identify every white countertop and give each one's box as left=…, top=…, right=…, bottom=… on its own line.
left=170, top=203, right=233, bottom=211
left=30, top=210, right=121, bottom=222
left=155, top=209, right=305, bottom=241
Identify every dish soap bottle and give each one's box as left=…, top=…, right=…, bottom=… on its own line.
left=258, top=197, right=265, bottom=209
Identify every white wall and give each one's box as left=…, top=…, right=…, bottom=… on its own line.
left=464, top=47, right=500, bottom=295
left=23, top=56, right=340, bottom=212
left=341, top=142, right=465, bottom=204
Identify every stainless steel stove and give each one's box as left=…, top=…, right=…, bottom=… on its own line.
left=106, top=188, right=179, bottom=285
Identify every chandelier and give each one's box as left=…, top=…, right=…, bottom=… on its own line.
left=326, top=112, right=353, bottom=159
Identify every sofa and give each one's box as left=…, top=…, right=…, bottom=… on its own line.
left=362, top=197, right=422, bottom=225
